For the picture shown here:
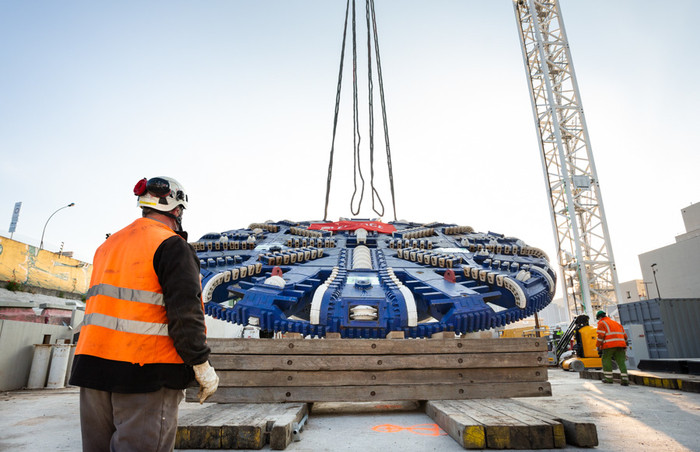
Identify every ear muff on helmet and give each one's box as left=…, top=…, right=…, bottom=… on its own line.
left=134, top=176, right=189, bottom=212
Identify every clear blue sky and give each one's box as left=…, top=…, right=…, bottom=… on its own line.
left=1, top=0, right=698, bottom=284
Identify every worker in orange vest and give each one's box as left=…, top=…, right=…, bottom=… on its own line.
left=596, top=310, right=629, bottom=386
left=70, top=177, right=219, bottom=452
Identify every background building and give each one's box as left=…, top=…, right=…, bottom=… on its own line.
left=619, top=280, right=648, bottom=303
left=638, top=203, right=700, bottom=300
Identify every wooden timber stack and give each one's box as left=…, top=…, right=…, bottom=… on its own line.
left=426, top=399, right=598, bottom=449
left=176, top=403, right=307, bottom=450
left=177, top=337, right=601, bottom=450
left=185, top=336, right=550, bottom=404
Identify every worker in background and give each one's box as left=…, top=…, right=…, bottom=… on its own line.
left=595, top=310, right=629, bottom=386
left=552, top=327, right=563, bottom=348
left=70, top=176, right=219, bottom=452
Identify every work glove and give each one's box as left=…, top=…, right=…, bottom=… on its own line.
left=193, top=361, right=219, bottom=404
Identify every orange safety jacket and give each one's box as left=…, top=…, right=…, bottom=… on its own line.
left=596, top=316, right=628, bottom=350
left=75, top=218, right=200, bottom=365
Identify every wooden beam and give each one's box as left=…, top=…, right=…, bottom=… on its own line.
left=268, top=403, right=309, bottom=450
left=176, top=404, right=266, bottom=449
left=427, top=399, right=598, bottom=449
left=197, top=337, right=550, bottom=405
left=495, top=400, right=566, bottom=447
left=310, top=400, right=420, bottom=414
left=206, top=337, right=547, bottom=355
left=176, top=403, right=307, bottom=450
left=428, top=399, right=555, bottom=450
left=425, top=400, right=486, bottom=449
left=510, top=401, right=598, bottom=448
left=479, top=399, right=558, bottom=449
left=186, top=382, right=551, bottom=404
left=211, top=351, right=547, bottom=371
left=217, top=367, right=547, bottom=387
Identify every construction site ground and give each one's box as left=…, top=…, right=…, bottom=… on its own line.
left=1, top=367, right=698, bottom=451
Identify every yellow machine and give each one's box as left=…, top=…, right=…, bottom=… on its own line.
left=561, top=324, right=602, bottom=371
left=556, top=315, right=603, bottom=372
left=500, top=326, right=549, bottom=339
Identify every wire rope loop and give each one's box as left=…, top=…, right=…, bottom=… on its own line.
left=323, top=0, right=397, bottom=221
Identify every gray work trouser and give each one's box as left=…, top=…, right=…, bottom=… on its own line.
left=79, top=386, right=184, bottom=452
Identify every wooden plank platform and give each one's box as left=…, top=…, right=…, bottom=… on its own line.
left=186, top=337, right=551, bottom=404
left=204, top=336, right=547, bottom=354
left=176, top=403, right=307, bottom=450
left=579, top=368, right=700, bottom=393
left=205, top=381, right=549, bottom=404
left=426, top=399, right=597, bottom=449
left=219, top=367, right=547, bottom=387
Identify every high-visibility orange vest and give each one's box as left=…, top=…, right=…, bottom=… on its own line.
left=76, top=218, right=190, bottom=365
left=596, top=317, right=628, bottom=349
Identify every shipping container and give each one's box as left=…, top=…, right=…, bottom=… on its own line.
left=618, top=298, right=700, bottom=359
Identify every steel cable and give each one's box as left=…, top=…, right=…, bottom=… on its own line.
left=369, top=0, right=397, bottom=221
left=365, top=0, right=385, bottom=218
left=323, top=0, right=398, bottom=221
left=323, top=0, right=351, bottom=221
left=350, top=0, right=366, bottom=216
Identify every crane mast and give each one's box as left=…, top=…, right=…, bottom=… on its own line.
left=513, top=0, right=622, bottom=320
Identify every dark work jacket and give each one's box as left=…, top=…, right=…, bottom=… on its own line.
left=69, top=232, right=210, bottom=393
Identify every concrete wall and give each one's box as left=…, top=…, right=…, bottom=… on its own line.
left=0, top=319, right=75, bottom=391
left=0, top=307, right=238, bottom=390
left=638, top=237, right=700, bottom=299
left=0, top=236, right=92, bottom=295
left=681, top=202, right=700, bottom=234
left=638, top=203, right=700, bottom=300
left=619, top=280, right=648, bottom=303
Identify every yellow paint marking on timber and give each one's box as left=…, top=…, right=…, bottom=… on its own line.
left=486, top=425, right=511, bottom=449
left=462, top=425, right=486, bottom=449
left=552, top=423, right=567, bottom=448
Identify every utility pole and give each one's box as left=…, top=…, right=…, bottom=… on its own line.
left=651, top=263, right=661, bottom=299
left=40, top=203, right=75, bottom=250
left=513, top=0, right=622, bottom=321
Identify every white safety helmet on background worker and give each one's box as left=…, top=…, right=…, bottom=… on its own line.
left=133, top=176, right=189, bottom=231
left=134, top=176, right=189, bottom=211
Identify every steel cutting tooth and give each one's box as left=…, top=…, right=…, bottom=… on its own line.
left=503, top=276, right=527, bottom=309
left=528, top=264, right=555, bottom=295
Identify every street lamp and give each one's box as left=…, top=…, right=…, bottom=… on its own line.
left=39, top=203, right=75, bottom=250
left=651, top=263, right=661, bottom=299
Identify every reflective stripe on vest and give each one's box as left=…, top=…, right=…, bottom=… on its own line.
left=75, top=218, right=185, bottom=365
left=87, top=283, right=165, bottom=306
left=602, top=332, right=626, bottom=344
left=82, top=312, right=169, bottom=336
left=597, top=317, right=627, bottom=349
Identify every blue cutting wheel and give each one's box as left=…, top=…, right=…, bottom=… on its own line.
left=196, top=220, right=556, bottom=338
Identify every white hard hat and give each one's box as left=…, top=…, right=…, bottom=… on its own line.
left=134, top=176, right=189, bottom=212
